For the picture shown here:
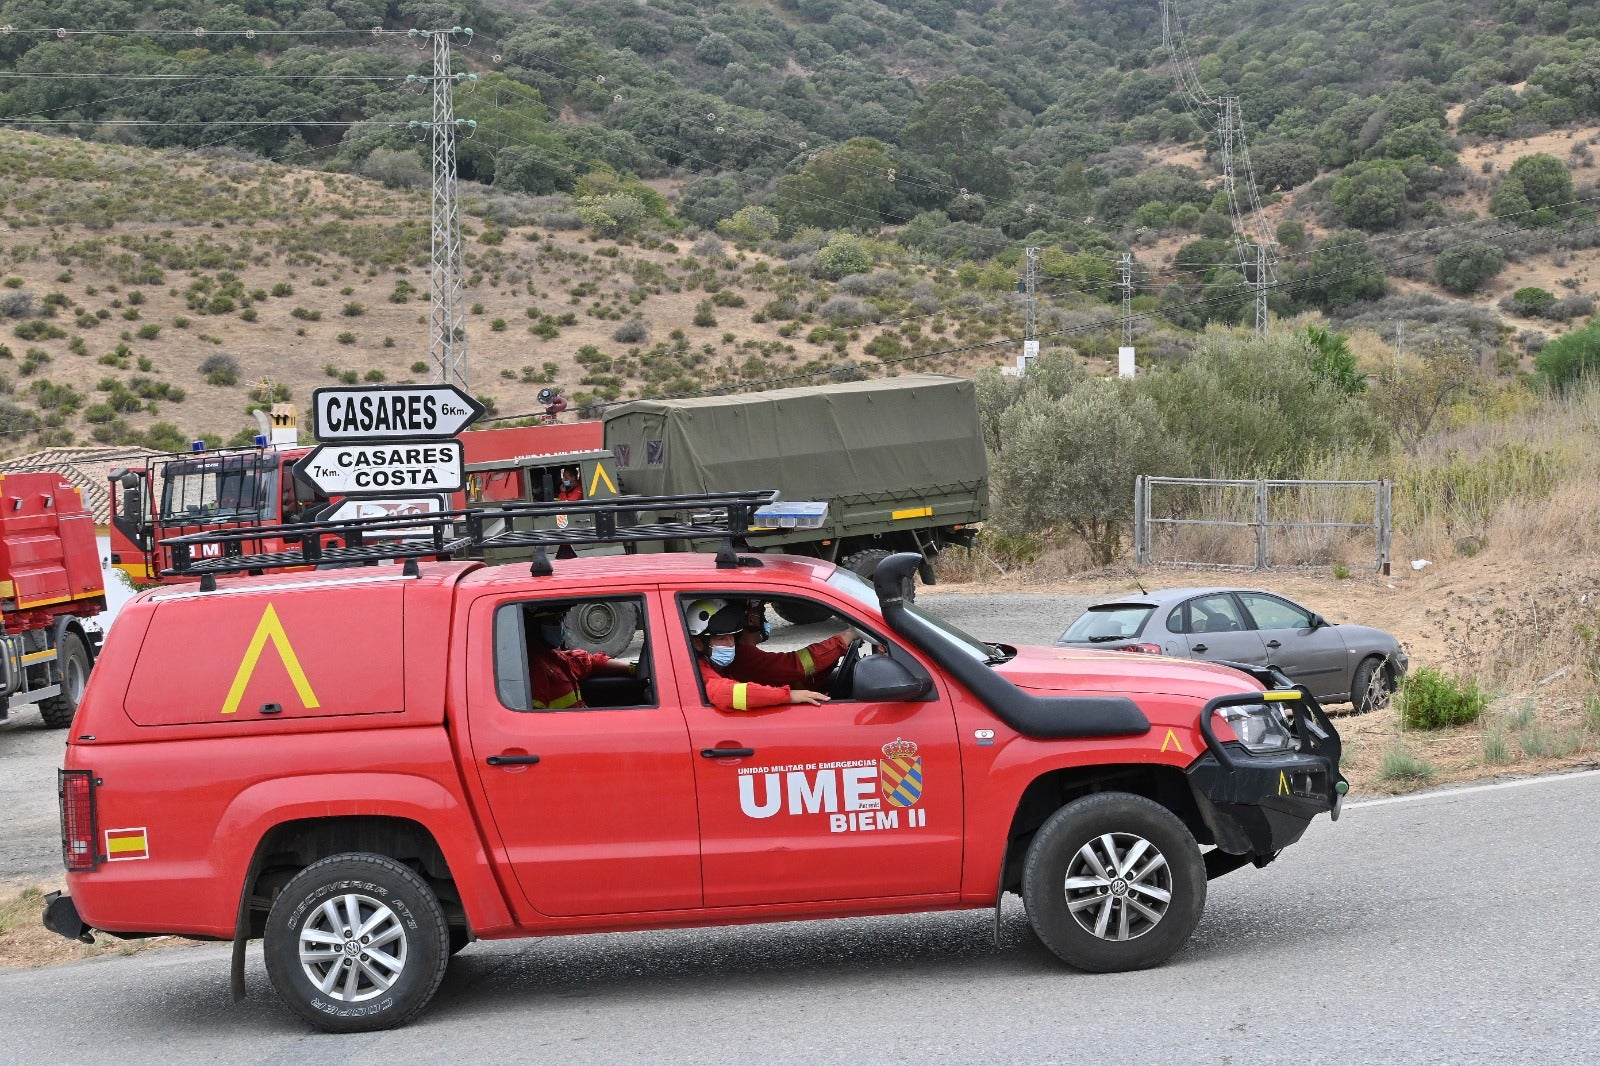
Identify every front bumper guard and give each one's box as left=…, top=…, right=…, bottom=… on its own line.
left=1187, top=687, right=1348, bottom=859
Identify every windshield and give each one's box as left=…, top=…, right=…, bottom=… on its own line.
left=825, top=567, right=1003, bottom=664
left=1060, top=604, right=1155, bottom=643
left=160, top=456, right=277, bottom=522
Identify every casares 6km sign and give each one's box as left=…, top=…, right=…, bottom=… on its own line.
left=293, top=441, right=466, bottom=496
left=313, top=383, right=484, bottom=441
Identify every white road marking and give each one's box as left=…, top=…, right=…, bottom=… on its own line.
left=1345, top=767, right=1600, bottom=810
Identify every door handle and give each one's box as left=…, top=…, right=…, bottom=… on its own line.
left=486, top=754, right=541, bottom=766
left=1266, top=639, right=1281, bottom=649
left=701, top=747, right=755, bottom=759
left=1191, top=643, right=1208, bottom=653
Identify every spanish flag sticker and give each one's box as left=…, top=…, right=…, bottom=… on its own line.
left=104, top=828, right=149, bottom=862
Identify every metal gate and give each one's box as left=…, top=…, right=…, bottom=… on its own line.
left=1133, top=476, right=1392, bottom=574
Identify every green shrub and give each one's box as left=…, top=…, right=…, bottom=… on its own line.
left=1378, top=745, right=1436, bottom=784
left=410, top=360, right=428, bottom=374
left=1396, top=667, right=1486, bottom=729
left=270, top=283, right=293, bottom=298
left=135, top=323, right=161, bottom=340
left=1536, top=320, right=1600, bottom=390
left=363, top=369, right=385, bottom=382
left=1482, top=729, right=1508, bottom=764
left=337, top=331, right=357, bottom=345
left=1434, top=242, right=1505, bottom=294
left=14, top=320, right=66, bottom=341
left=291, top=307, right=321, bottom=321
left=342, top=302, right=365, bottom=317
left=200, top=354, right=239, bottom=387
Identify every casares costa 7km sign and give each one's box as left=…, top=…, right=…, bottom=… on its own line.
left=294, top=441, right=466, bottom=496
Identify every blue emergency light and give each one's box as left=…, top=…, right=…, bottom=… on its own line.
left=190, top=440, right=205, bottom=453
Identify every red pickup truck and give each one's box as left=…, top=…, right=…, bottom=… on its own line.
left=46, top=539, right=1345, bottom=1033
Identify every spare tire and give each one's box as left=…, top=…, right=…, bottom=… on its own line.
left=563, top=601, right=638, bottom=657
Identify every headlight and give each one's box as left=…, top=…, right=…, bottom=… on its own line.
left=1218, top=701, right=1299, bottom=754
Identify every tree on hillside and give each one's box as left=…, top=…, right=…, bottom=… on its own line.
left=1367, top=341, right=1481, bottom=452
left=1433, top=241, right=1505, bottom=294
left=1332, top=163, right=1409, bottom=230
left=1505, top=153, right=1574, bottom=224
left=771, top=138, right=895, bottom=233
left=904, top=75, right=1013, bottom=198
left=1299, top=232, right=1387, bottom=311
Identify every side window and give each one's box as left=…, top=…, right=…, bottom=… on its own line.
left=1186, top=594, right=1247, bottom=634
left=1238, top=593, right=1313, bottom=631
left=1166, top=604, right=1185, bottom=634
left=493, top=596, right=652, bottom=712
left=678, top=593, right=906, bottom=705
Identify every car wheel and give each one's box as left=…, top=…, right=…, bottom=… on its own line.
left=771, top=598, right=833, bottom=626
left=1021, top=792, right=1205, bottom=973
left=264, top=853, right=449, bottom=1033
left=1350, top=656, right=1393, bottom=715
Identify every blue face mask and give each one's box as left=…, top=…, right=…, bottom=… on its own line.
left=760, top=619, right=771, bottom=640
left=709, top=644, right=736, bottom=668
left=540, top=623, right=564, bottom=647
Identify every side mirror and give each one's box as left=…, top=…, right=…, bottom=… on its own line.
left=1310, top=614, right=1327, bottom=629
left=850, top=654, right=932, bottom=702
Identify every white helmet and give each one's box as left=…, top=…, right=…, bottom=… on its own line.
left=684, top=598, right=727, bottom=636
left=685, top=597, right=743, bottom=637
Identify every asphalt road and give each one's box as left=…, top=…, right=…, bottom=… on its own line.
left=2, top=769, right=1596, bottom=1063
left=0, top=592, right=1090, bottom=890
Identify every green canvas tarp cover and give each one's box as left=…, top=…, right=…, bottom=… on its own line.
left=603, top=374, right=987, bottom=505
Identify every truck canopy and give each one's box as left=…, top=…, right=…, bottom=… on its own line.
left=603, top=375, right=987, bottom=509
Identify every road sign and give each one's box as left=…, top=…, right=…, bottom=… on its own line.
left=293, top=441, right=465, bottom=497
left=312, top=384, right=484, bottom=442
left=318, top=495, right=448, bottom=534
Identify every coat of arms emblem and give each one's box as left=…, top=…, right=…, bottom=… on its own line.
left=879, top=737, right=923, bottom=808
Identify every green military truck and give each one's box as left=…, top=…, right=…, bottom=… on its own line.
left=467, top=374, right=987, bottom=623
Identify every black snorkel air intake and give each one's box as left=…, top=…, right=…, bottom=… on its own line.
left=873, top=553, right=1151, bottom=740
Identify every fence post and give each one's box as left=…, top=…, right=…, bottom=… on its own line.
left=1133, top=475, right=1145, bottom=566
left=1254, top=479, right=1268, bottom=569
left=1378, top=478, right=1392, bottom=576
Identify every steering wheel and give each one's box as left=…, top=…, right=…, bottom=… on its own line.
left=829, top=638, right=865, bottom=700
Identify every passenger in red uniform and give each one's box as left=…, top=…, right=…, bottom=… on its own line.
left=524, top=606, right=633, bottom=710
left=684, top=598, right=828, bottom=711
left=555, top=467, right=583, bottom=503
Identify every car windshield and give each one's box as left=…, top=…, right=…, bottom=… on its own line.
left=1060, top=604, right=1155, bottom=643
left=160, top=455, right=276, bottom=522
left=825, top=567, right=1006, bottom=664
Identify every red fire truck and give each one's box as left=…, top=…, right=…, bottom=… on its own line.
left=106, top=418, right=602, bottom=584
left=0, top=471, right=105, bottom=729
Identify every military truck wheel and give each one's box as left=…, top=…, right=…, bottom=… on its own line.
left=1021, top=792, right=1205, bottom=973
left=772, top=599, right=833, bottom=625
left=38, top=632, right=90, bottom=729
left=264, top=853, right=449, bottom=1033
left=841, top=548, right=916, bottom=603
left=563, top=601, right=638, bottom=657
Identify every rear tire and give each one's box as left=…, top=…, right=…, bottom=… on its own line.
left=1350, top=656, right=1393, bottom=715
left=38, top=632, right=89, bottom=729
left=563, top=601, right=638, bottom=657
left=1021, top=792, right=1205, bottom=973
left=841, top=548, right=916, bottom=602
left=264, top=853, right=449, bottom=1033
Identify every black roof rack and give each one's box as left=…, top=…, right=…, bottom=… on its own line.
left=159, top=489, right=781, bottom=581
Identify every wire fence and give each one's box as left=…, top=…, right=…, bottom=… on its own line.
left=1133, top=476, right=1392, bottom=574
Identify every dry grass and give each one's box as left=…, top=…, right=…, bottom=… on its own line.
left=0, top=886, right=191, bottom=970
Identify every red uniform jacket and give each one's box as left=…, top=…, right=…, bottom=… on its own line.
left=528, top=648, right=610, bottom=709
left=698, top=635, right=848, bottom=711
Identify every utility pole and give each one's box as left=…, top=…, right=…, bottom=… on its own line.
left=1021, top=246, right=1039, bottom=373
left=1254, top=242, right=1270, bottom=337
left=409, top=27, right=476, bottom=391
left=1119, top=251, right=1136, bottom=379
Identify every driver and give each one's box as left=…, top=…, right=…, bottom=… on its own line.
left=733, top=599, right=853, bottom=689
left=684, top=598, right=829, bottom=711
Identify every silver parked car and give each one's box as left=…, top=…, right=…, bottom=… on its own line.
left=1055, top=587, right=1409, bottom=713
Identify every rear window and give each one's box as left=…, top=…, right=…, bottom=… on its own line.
left=1059, top=604, right=1154, bottom=643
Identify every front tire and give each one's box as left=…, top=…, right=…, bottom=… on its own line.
left=1350, top=656, right=1394, bottom=714
left=1021, top=792, right=1205, bottom=973
left=38, top=632, right=90, bottom=729
left=264, top=853, right=449, bottom=1033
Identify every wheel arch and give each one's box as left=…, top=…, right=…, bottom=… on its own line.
left=996, top=764, right=1209, bottom=896
left=236, top=814, right=466, bottom=940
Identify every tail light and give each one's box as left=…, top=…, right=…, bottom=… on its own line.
left=58, top=769, right=100, bottom=871
left=1118, top=643, right=1164, bottom=654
